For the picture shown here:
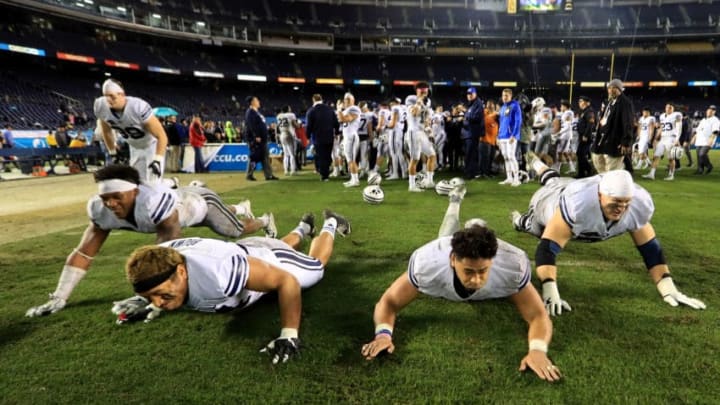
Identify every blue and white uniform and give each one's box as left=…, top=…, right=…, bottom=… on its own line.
left=521, top=174, right=654, bottom=241
left=656, top=111, right=683, bottom=158
left=407, top=236, right=531, bottom=301
left=276, top=112, right=298, bottom=174
left=161, top=237, right=324, bottom=312
left=404, top=95, right=435, bottom=161
left=89, top=184, right=246, bottom=237
left=557, top=110, right=575, bottom=153
left=533, top=107, right=553, bottom=154
left=94, top=96, right=162, bottom=182
left=637, top=115, right=656, bottom=154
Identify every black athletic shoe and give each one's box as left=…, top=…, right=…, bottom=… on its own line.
left=301, top=212, right=316, bottom=238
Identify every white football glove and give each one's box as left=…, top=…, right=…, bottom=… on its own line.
left=26, top=294, right=67, bottom=317
left=112, top=296, right=163, bottom=324
left=657, top=277, right=706, bottom=310
left=542, top=281, right=572, bottom=316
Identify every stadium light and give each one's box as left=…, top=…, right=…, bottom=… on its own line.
left=237, top=74, right=267, bottom=82
left=196, top=21, right=206, bottom=27
left=116, top=6, right=126, bottom=12
left=316, top=78, right=343, bottom=85
left=353, top=79, right=380, bottom=85
left=688, top=81, right=717, bottom=87
left=193, top=70, right=224, bottom=78
left=278, top=76, right=305, bottom=84
left=493, top=81, right=517, bottom=87
left=151, top=14, right=162, bottom=19
left=649, top=81, right=678, bottom=87
left=580, top=82, right=605, bottom=88
left=289, top=52, right=295, bottom=56
left=83, top=0, right=94, bottom=4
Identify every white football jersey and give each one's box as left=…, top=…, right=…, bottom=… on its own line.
left=358, top=111, right=375, bottom=136
left=276, top=112, right=297, bottom=134
left=431, top=112, right=445, bottom=136
left=659, top=112, right=683, bottom=142
left=559, top=110, right=575, bottom=140
left=534, top=108, right=552, bottom=134
left=161, top=237, right=324, bottom=312
left=551, top=176, right=654, bottom=242
left=88, top=183, right=177, bottom=232
left=341, top=105, right=362, bottom=137
left=407, top=236, right=531, bottom=302
left=93, top=96, right=156, bottom=149
left=638, top=116, right=656, bottom=139
left=378, top=108, right=392, bottom=132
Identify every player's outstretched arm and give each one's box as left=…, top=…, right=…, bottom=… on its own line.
left=536, top=210, right=573, bottom=316
left=245, top=257, right=303, bottom=364
left=361, top=272, right=419, bottom=360
left=155, top=210, right=182, bottom=243
left=26, top=223, right=110, bottom=317
left=631, top=224, right=706, bottom=310
left=510, top=284, right=562, bottom=382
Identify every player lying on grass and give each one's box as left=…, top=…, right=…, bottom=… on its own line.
left=512, top=155, right=706, bottom=316
left=123, top=210, right=351, bottom=364
left=361, top=186, right=561, bottom=383
left=26, top=164, right=277, bottom=317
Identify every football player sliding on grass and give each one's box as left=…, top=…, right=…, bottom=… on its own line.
left=124, top=210, right=351, bottom=364
left=26, top=164, right=277, bottom=318
left=512, top=155, right=706, bottom=316
left=362, top=186, right=562, bottom=383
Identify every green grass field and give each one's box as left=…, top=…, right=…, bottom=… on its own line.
left=1, top=163, right=719, bottom=404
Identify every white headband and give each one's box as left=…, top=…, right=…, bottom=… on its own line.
left=599, top=170, right=634, bottom=198
left=98, top=179, right=138, bottom=195
left=102, top=79, right=124, bottom=95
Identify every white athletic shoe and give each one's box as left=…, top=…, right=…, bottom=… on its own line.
left=343, top=180, right=360, bottom=188
left=25, top=294, right=66, bottom=317
left=263, top=213, right=277, bottom=238
left=421, top=179, right=436, bottom=189
left=236, top=200, right=254, bottom=219
left=510, top=180, right=521, bottom=187
left=498, top=179, right=512, bottom=185
left=408, top=185, right=425, bottom=192
left=664, top=175, right=674, bottom=181
left=642, top=173, right=655, bottom=180
left=511, top=210, right=525, bottom=231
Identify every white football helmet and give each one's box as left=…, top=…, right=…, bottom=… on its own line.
left=367, top=172, right=382, bottom=186
left=670, top=146, right=684, bottom=160
left=362, top=185, right=385, bottom=205
left=188, top=180, right=206, bottom=188
left=448, top=177, right=465, bottom=188
left=531, top=97, right=546, bottom=109
left=435, top=180, right=454, bottom=195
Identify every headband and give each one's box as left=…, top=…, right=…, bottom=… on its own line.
left=98, top=179, right=138, bottom=195
left=599, top=170, right=634, bottom=198
left=132, top=267, right=177, bottom=293
left=102, top=79, right=124, bottom=95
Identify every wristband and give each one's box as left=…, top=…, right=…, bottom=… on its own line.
left=374, top=323, right=393, bottom=337
left=280, top=328, right=298, bottom=339
left=529, top=339, right=548, bottom=353
left=153, top=154, right=164, bottom=162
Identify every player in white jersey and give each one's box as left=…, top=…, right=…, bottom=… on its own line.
left=644, top=103, right=683, bottom=180
left=361, top=184, right=561, bottom=382
left=387, top=98, right=407, bottom=180
left=635, top=107, right=656, bottom=169
left=431, top=106, right=447, bottom=170
left=555, top=101, right=576, bottom=173
left=276, top=106, right=302, bottom=175
left=373, top=101, right=392, bottom=174
left=511, top=156, right=705, bottom=316
left=94, top=79, right=169, bottom=185
left=405, top=82, right=437, bottom=192
left=357, top=101, right=375, bottom=176
left=123, top=209, right=351, bottom=364
left=337, top=92, right=362, bottom=187
left=25, top=165, right=278, bottom=318
left=532, top=98, right=554, bottom=164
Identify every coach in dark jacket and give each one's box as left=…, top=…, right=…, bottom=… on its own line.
left=244, top=96, right=278, bottom=181
left=591, top=79, right=634, bottom=172
left=306, top=94, right=338, bottom=181
left=461, top=87, right=484, bottom=179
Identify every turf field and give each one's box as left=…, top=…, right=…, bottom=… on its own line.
left=1, top=162, right=718, bottom=404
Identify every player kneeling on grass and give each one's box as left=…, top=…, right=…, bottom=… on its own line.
left=124, top=210, right=351, bottom=364
left=361, top=185, right=561, bottom=383
left=511, top=154, right=706, bottom=316
left=26, top=164, right=277, bottom=317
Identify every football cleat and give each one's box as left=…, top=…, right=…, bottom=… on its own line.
left=263, top=213, right=277, bottom=238
left=236, top=199, right=254, bottom=219
left=301, top=212, right=316, bottom=238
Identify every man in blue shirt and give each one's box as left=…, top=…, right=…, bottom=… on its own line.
left=497, top=89, right=523, bottom=186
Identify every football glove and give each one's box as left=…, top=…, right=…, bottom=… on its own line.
left=260, top=336, right=302, bottom=364
left=657, top=277, right=706, bottom=310
left=25, top=294, right=67, bottom=317
left=111, top=296, right=163, bottom=324
left=148, top=159, right=162, bottom=178
left=542, top=281, right=572, bottom=316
